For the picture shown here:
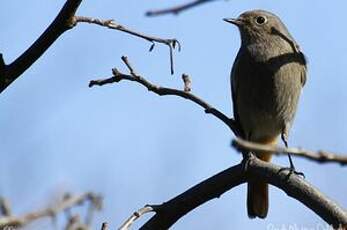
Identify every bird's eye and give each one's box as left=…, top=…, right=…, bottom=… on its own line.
left=255, top=16, right=267, bottom=25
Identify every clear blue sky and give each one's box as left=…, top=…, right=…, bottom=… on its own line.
left=1, top=0, right=347, bottom=229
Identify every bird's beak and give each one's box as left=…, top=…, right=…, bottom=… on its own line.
left=223, top=18, right=243, bottom=26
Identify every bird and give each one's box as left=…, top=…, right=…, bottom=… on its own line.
left=224, top=10, right=307, bottom=218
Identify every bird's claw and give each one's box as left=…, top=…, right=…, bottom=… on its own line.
left=278, top=166, right=305, bottom=179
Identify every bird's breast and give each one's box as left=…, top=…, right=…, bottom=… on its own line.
left=232, top=48, right=303, bottom=141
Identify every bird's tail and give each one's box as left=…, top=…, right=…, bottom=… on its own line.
left=247, top=138, right=276, bottom=219
left=247, top=177, right=269, bottom=218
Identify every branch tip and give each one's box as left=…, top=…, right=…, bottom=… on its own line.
left=182, top=74, right=192, bottom=92
left=118, top=205, right=155, bottom=230
left=146, top=0, right=221, bottom=17
left=232, top=138, right=347, bottom=166
left=101, top=222, right=109, bottom=230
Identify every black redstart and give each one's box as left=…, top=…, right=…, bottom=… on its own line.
left=224, top=10, right=307, bottom=218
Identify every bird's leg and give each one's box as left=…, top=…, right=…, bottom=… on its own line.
left=241, top=150, right=254, bottom=173
left=241, top=132, right=255, bottom=172
left=279, top=126, right=305, bottom=178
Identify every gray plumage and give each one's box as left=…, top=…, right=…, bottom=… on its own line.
left=225, top=10, right=307, bottom=218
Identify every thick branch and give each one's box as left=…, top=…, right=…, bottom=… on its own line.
left=232, top=138, right=347, bottom=166
left=138, top=157, right=347, bottom=229
left=0, top=0, right=82, bottom=93
left=89, top=56, right=240, bottom=135
left=0, top=192, right=102, bottom=228
left=146, top=0, right=222, bottom=17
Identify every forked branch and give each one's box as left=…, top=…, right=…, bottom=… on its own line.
left=91, top=57, right=347, bottom=229
left=0, top=0, right=180, bottom=94
left=0, top=192, right=102, bottom=229
left=89, top=56, right=240, bottom=135
left=72, top=16, right=180, bottom=75
left=122, top=157, right=347, bottom=229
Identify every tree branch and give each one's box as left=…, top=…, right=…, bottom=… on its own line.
left=101, top=222, right=109, bottom=230
left=0, top=0, right=83, bottom=93
left=72, top=16, right=180, bottom=75
left=94, top=57, right=347, bottom=229
left=118, top=206, right=155, bottom=230
left=135, top=157, right=347, bottom=229
left=146, top=0, right=223, bottom=17
left=0, top=1, right=180, bottom=94
left=89, top=56, right=240, bottom=135
left=0, top=192, right=102, bottom=229
left=232, top=138, right=347, bottom=166
left=0, top=197, right=11, bottom=217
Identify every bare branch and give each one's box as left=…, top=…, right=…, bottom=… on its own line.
left=89, top=56, right=240, bottom=135
left=232, top=138, right=347, bottom=166
left=0, top=0, right=83, bottom=93
left=101, top=222, right=109, bottom=230
left=65, top=215, right=88, bottom=230
left=0, top=192, right=102, bottom=229
left=138, top=157, right=347, bottom=229
left=0, top=0, right=180, bottom=94
left=90, top=56, right=347, bottom=228
left=182, top=74, right=192, bottom=92
left=118, top=206, right=155, bottom=230
left=73, top=16, right=180, bottom=75
left=0, top=197, right=11, bottom=217
left=146, top=0, right=223, bottom=17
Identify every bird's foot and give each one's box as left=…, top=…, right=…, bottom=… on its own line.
left=241, top=151, right=255, bottom=172
left=278, top=165, right=305, bottom=179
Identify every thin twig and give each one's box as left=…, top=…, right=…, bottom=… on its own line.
left=0, top=192, right=102, bottom=228
left=101, top=222, right=109, bottom=230
left=89, top=56, right=240, bottom=135
left=73, top=16, right=180, bottom=75
left=232, top=138, right=347, bottom=166
left=146, top=0, right=222, bottom=16
left=182, top=74, right=192, bottom=92
left=65, top=215, right=88, bottom=230
left=0, top=0, right=181, bottom=94
left=139, top=157, right=347, bottom=229
left=0, top=197, right=11, bottom=217
left=118, top=206, right=154, bottom=230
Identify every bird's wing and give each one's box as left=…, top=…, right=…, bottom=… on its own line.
left=230, top=50, right=245, bottom=138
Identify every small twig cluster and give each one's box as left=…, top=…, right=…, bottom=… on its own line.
left=0, top=192, right=102, bottom=230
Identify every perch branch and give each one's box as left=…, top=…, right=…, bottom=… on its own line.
left=146, top=0, right=223, bottom=16
left=232, top=138, right=347, bottom=166
left=89, top=56, right=240, bottom=135
left=72, top=16, right=180, bottom=74
left=137, top=157, right=347, bottom=229
left=91, top=56, right=347, bottom=228
left=0, top=192, right=102, bottom=228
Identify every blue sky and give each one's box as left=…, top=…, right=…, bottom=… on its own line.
left=1, top=0, right=347, bottom=229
